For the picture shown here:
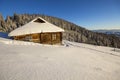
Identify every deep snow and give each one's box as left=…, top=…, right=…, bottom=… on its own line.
left=0, top=37, right=120, bottom=80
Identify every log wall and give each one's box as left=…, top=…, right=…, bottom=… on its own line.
left=13, top=32, right=62, bottom=45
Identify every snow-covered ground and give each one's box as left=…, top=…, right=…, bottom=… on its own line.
left=0, top=37, right=120, bottom=80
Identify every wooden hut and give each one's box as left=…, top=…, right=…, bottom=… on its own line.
left=8, top=17, right=64, bottom=45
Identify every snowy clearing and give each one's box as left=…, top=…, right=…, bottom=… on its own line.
left=0, top=37, right=120, bottom=80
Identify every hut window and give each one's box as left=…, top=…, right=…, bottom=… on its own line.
left=52, top=34, right=57, bottom=40
left=34, top=18, right=45, bottom=23
left=24, top=35, right=32, bottom=41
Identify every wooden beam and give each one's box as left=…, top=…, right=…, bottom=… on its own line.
left=51, top=33, right=52, bottom=45
left=39, top=33, right=41, bottom=43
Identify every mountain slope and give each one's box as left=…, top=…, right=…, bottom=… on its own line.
left=0, top=13, right=120, bottom=48
left=93, top=29, right=120, bottom=38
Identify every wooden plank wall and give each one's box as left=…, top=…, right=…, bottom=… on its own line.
left=13, top=32, right=62, bottom=45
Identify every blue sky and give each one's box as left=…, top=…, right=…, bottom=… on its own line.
left=0, top=0, right=120, bottom=30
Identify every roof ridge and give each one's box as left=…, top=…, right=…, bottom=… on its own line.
left=30, top=17, right=47, bottom=23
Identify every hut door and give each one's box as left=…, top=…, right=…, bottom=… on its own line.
left=41, top=33, right=52, bottom=44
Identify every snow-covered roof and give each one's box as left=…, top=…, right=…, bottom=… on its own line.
left=8, top=17, right=64, bottom=36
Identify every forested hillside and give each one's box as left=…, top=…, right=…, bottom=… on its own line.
left=0, top=13, right=120, bottom=48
